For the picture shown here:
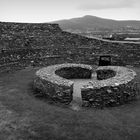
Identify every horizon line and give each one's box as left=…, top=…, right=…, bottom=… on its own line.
left=0, top=15, right=140, bottom=24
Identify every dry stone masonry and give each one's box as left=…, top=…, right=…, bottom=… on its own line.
left=34, top=64, right=138, bottom=108
left=0, top=21, right=140, bottom=74
left=0, top=22, right=139, bottom=109
left=34, top=64, right=92, bottom=104
left=82, top=66, right=137, bottom=108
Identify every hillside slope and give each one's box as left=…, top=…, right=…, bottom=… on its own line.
left=52, top=15, right=140, bottom=32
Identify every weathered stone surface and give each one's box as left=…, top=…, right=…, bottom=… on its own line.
left=33, top=63, right=92, bottom=104
left=55, top=67, right=92, bottom=79
left=96, top=69, right=116, bottom=80
left=81, top=66, right=137, bottom=108
left=34, top=64, right=137, bottom=108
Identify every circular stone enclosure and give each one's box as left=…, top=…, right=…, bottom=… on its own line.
left=82, top=66, right=138, bottom=108
left=33, top=64, right=92, bottom=104
left=33, top=64, right=138, bottom=108
left=55, top=66, right=92, bottom=79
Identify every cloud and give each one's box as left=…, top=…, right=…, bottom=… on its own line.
left=78, top=0, right=135, bottom=10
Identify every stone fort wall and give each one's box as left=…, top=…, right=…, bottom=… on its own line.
left=0, top=22, right=140, bottom=74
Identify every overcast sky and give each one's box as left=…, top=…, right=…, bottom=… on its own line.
left=0, top=0, right=140, bottom=23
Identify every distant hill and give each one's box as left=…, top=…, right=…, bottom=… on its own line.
left=52, top=15, right=140, bottom=32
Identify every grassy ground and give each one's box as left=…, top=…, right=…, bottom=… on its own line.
left=0, top=66, right=140, bottom=140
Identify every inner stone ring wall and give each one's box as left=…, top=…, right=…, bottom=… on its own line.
left=33, top=64, right=92, bottom=104
left=33, top=63, right=137, bottom=107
